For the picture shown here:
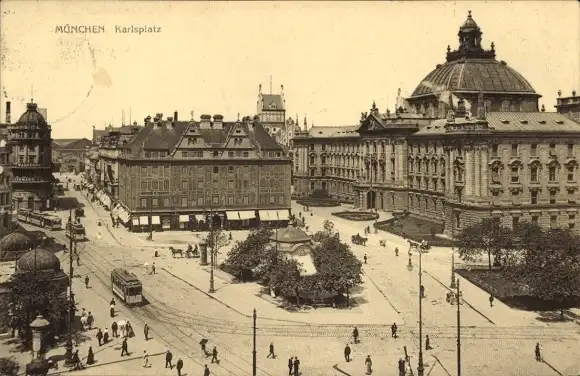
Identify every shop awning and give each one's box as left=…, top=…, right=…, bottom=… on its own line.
left=268, top=210, right=279, bottom=220
left=132, top=218, right=139, bottom=226
left=226, top=211, right=240, bottom=220
left=179, top=215, right=190, bottom=223
left=259, top=210, right=271, bottom=221
left=195, top=214, right=206, bottom=222
left=118, top=209, right=130, bottom=223
left=276, top=209, right=290, bottom=221
left=139, top=216, right=149, bottom=225
left=238, top=210, right=256, bottom=220
left=151, top=216, right=161, bottom=225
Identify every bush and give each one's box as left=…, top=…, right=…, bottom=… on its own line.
left=295, top=199, right=340, bottom=207
left=0, top=357, right=19, bottom=376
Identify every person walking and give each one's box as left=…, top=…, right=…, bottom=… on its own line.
left=344, top=344, right=351, bottom=362
left=85, top=275, right=89, bottom=288
left=120, top=338, right=128, bottom=357
left=96, top=328, right=103, bottom=346
left=425, top=335, right=431, bottom=350
left=176, top=358, right=183, bottom=376
left=112, top=321, right=118, bottom=337
left=353, top=327, right=359, bottom=344
left=204, top=365, right=210, bottom=376
left=535, top=343, right=542, bottom=362
left=103, top=328, right=109, bottom=344
left=293, top=357, right=300, bottom=376
left=200, top=339, right=208, bottom=356
left=165, top=350, right=173, bottom=368
left=142, top=350, right=150, bottom=368
left=489, top=295, right=494, bottom=307
left=395, top=247, right=399, bottom=256
left=87, top=312, right=94, bottom=330
left=86, top=346, right=95, bottom=365
left=365, top=355, right=372, bottom=375
left=288, top=357, right=293, bottom=375
left=364, top=254, right=368, bottom=264
left=211, top=347, right=218, bottom=364
left=420, top=285, right=425, bottom=298
left=391, top=323, right=398, bottom=339
left=266, top=342, right=275, bottom=358
left=151, top=263, right=156, bottom=274
left=398, top=358, right=406, bottom=376
left=110, top=303, right=115, bottom=318
left=144, top=323, right=149, bottom=341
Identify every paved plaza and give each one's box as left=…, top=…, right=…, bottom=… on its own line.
left=5, top=176, right=580, bottom=376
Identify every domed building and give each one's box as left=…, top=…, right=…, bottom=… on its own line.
left=7, top=102, right=54, bottom=211
left=0, top=232, right=34, bottom=261
left=269, top=227, right=317, bottom=277
left=406, top=11, right=541, bottom=117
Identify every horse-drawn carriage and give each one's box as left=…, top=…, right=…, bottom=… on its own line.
left=169, top=245, right=200, bottom=258
left=351, top=234, right=368, bottom=246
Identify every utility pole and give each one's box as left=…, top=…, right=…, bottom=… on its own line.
left=417, top=244, right=424, bottom=376
left=208, top=199, right=215, bottom=293
left=252, top=309, right=257, bottom=376
left=149, top=197, right=153, bottom=240
left=457, top=278, right=462, bottom=376
left=64, top=208, right=75, bottom=365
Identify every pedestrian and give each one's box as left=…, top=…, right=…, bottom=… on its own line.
left=112, top=321, right=118, bottom=337
left=110, top=298, right=116, bottom=308
left=489, top=295, right=494, bottom=307
left=103, top=328, right=109, bottom=344
left=288, top=357, right=293, bottom=375
left=353, top=326, right=359, bottom=344
left=85, top=275, right=89, bottom=288
left=391, top=323, right=397, bottom=339
left=365, top=355, right=372, bottom=375
left=126, top=321, right=134, bottom=338
left=266, top=342, right=275, bottom=358
left=204, top=364, right=210, bottom=376
left=142, top=350, right=150, bottom=368
left=344, top=344, right=351, bottom=362
left=293, top=357, right=300, bottom=376
left=76, top=253, right=80, bottom=266
left=72, top=350, right=82, bottom=370
left=86, top=346, right=95, bottom=365
left=151, top=263, right=156, bottom=274
left=211, top=346, right=218, bottom=363
left=535, top=343, right=542, bottom=362
left=398, top=358, right=406, bottom=376
left=176, top=358, right=183, bottom=376
left=165, top=349, right=173, bottom=368
left=81, top=308, right=86, bottom=317
left=96, top=328, right=103, bottom=346
left=120, top=338, right=128, bottom=357
left=364, top=254, right=368, bottom=264
left=144, top=323, right=149, bottom=341
left=426, top=335, right=431, bottom=350
left=87, top=312, right=94, bottom=330
left=200, top=339, right=208, bottom=355
left=420, top=285, right=425, bottom=298
left=110, top=303, right=115, bottom=318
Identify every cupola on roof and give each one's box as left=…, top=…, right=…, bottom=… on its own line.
left=17, top=248, right=61, bottom=273
left=410, top=11, right=538, bottom=99
left=16, top=102, right=48, bottom=128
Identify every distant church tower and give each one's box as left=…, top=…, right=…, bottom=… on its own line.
left=257, top=83, right=287, bottom=145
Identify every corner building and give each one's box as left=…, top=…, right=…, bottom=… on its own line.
left=116, top=113, right=291, bottom=231
left=293, top=12, right=580, bottom=236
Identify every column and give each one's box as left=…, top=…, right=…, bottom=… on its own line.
left=465, top=150, right=473, bottom=197
left=481, top=147, right=489, bottom=197
left=474, top=146, right=481, bottom=197
left=448, top=150, right=455, bottom=192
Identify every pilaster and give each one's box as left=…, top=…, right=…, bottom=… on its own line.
left=475, top=146, right=481, bottom=196
left=481, top=146, right=489, bottom=198
left=465, top=149, right=474, bottom=197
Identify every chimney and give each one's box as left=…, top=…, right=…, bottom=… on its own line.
left=251, top=115, right=260, bottom=130
left=174, top=111, right=178, bottom=121
left=212, top=114, right=223, bottom=130
left=167, top=117, right=173, bottom=122
left=144, top=115, right=152, bottom=124
left=200, top=114, right=212, bottom=129
left=5, top=101, right=10, bottom=123
left=154, top=113, right=163, bottom=122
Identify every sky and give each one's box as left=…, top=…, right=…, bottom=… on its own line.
left=1, top=1, right=579, bottom=139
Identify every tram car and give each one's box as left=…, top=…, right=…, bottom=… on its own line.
left=17, top=209, right=63, bottom=230
left=111, top=268, right=143, bottom=306
left=66, top=221, right=86, bottom=241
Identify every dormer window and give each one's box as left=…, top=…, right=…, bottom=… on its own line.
left=269, top=103, right=277, bottom=109
left=213, top=151, right=219, bottom=157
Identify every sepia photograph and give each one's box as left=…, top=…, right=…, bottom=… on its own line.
left=0, top=1, right=579, bottom=375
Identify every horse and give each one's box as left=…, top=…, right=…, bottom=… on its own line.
left=169, top=247, right=183, bottom=258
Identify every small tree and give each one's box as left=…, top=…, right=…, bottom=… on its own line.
left=455, top=218, right=512, bottom=270
left=205, top=227, right=230, bottom=266
left=505, top=227, right=580, bottom=320
left=223, top=228, right=273, bottom=276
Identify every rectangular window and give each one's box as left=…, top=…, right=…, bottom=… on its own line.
left=549, top=167, right=557, bottom=181
left=182, top=180, right=188, bottom=190
left=213, top=180, right=219, bottom=189
left=512, top=190, right=520, bottom=205
left=243, top=180, right=249, bottom=189
left=213, top=166, right=219, bottom=174
left=163, top=198, right=169, bottom=207
left=550, top=215, right=558, bottom=229
left=152, top=198, right=159, bottom=207
left=568, top=189, right=576, bottom=203
left=243, top=151, right=249, bottom=157
left=512, top=216, right=519, bottom=228
left=164, top=180, right=169, bottom=190
left=243, top=195, right=249, bottom=205
left=197, top=197, right=204, bottom=206
left=568, top=144, right=574, bottom=156
left=530, top=167, right=538, bottom=182
left=228, top=151, right=234, bottom=157
left=567, top=166, right=575, bottom=181
left=152, top=180, right=159, bottom=190
left=182, top=151, right=188, bottom=158
left=279, top=195, right=284, bottom=205
left=228, top=166, right=234, bottom=173
left=550, top=191, right=556, bottom=204
left=531, top=215, right=539, bottom=226
left=531, top=191, right=538, bottom=204
left=511, top=144, right=518, bottom=157
left=228, top=180, right=234, bottom=189
left=141, top=166, right=147, bottom=175
left=530, top=144, right=537, bottom=156
left=212, top=195, right=219, bottom=205
left=141, top=181, right=147, bottom=190
left=141, top=198, right=147, bottom=207
left=181, top=197, right=188, bottom=207
left=491, top=144, right=499, bottom=157
left=510, top=166, right=519, bottom=183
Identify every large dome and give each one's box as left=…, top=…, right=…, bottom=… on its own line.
left=411, top=59, right=537, bottom=97
left=0, top=232, right=34, bottom=261
left=17, top=248, right=61, bottom=272
left=16, top=102, right=48, bottom=128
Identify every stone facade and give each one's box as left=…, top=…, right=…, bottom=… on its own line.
left=555, top=90, right=580, bottom=123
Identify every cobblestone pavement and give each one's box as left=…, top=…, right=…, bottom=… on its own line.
left=31, top=179, right=580, bottom=375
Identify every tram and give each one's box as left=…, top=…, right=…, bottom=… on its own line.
left=17, top=209, right=63, bottom=230
left=111, top=268, right=143, bottom=306
left=66, top=221, right=86, bottom=241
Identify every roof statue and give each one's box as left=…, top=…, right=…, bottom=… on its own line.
left=477, top=91, right=486, bottom=119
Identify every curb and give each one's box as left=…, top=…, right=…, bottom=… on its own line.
left=423, top=270, right=496, bottom=325
left=333, top=363, right=352, bottom=376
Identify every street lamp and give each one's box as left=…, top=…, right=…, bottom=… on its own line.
left=252, top=309, right=257, bottom=376
left=406, top=239, right=429, bottom=376
left=64, top=208, right=76, bottom=365
left=450, top=249, right=457, bottom=289
left=208, top=213, right=215, bottom=294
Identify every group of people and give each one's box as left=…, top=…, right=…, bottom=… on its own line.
left=348, top=327, right=373, bottom=374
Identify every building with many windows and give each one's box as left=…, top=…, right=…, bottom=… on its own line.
left=293, top=11, right=580, bottom=236
left=257, top=84, right=288, bottom=146
left=115, top=113, right=291, bottom=231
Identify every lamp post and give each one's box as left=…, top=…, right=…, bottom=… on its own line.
left=406, top=239, right=428, bottom=376
left=209, top=213, right=215, bottom=294
left=64, top=208, right=75, bottom=365
left=252, top=309, right=257, bottom=376
left=450, top=249, right=457, bottom=288
left=456, top=279, right=462, bottom=376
